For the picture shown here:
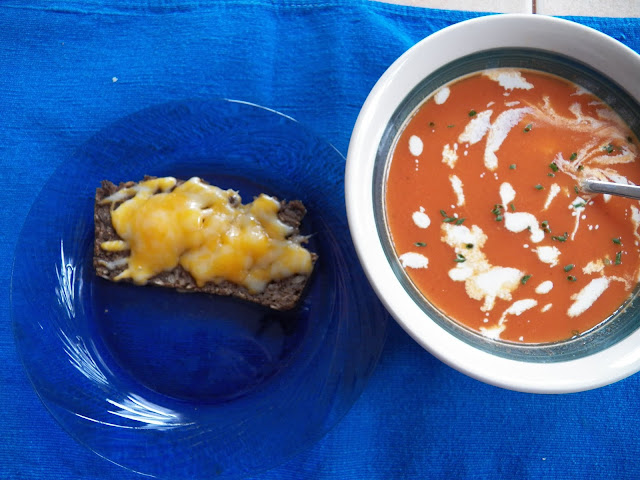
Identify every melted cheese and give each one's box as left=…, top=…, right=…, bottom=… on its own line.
left=100, top=177, right=313, bottom=293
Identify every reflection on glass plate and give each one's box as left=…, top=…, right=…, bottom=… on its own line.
left=11, top=99, right=388, bottom=479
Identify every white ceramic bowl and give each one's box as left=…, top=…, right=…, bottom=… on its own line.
left=346, top=14, right=640, bottom=393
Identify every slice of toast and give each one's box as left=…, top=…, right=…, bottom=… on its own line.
left=94, top=178, right=316, bottom=311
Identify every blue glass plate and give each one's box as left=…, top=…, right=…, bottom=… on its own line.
left=11, top=99, right=388, bottom=479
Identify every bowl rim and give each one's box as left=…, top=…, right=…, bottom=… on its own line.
left=346, top=13, right=640, bottom=394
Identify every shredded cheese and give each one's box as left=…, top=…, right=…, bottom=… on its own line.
left=100, top=177, right=313, bottom=293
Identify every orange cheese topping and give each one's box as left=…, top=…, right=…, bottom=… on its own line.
left=100, top=177, right=313, bottom=293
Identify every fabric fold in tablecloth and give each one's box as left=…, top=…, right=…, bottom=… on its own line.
left=1, top=1, right=640, bottom=479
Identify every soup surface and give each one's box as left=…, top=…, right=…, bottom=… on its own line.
left=385, top=68, right=640, bottom=343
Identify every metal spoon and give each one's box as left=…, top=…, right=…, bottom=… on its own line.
left=580, top=179, right=640, bottom=200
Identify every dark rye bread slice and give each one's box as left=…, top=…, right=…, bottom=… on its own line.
left=94, top=178, right=317, bottom=311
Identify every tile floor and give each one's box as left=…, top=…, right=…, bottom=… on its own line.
left=376, top=0, right=640, bottom=17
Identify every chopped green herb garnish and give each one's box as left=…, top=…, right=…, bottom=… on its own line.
left=469, top=109, right=477, bottom=117
left=541, top=220, right=551, bottom=233
left=447, top=124, right=455, bottom=128
left=547, top=173, right=555, bottom=177
left=552, top=232, right=569, bottom=242
left=549, top=162, right=559, bottom=172
left=521, top=275, right=532, bottom=285
left=509, top=164, right=516, bottom=170
left=604, top=258, right=612, bottom=265
left=573, top=202, right=586, bottom=209
left=567, top=275, right=577, bottom=282
left=509, top=203, right=516, bottom=212
left=563, top=264, right=575, bottom=272
left=603, top=143, right=615, bottom=154
left=414, top=242, right=427, bottom=247
left=491, top=204, right=505, bottom=222
left=440, top=209, right=460, bottom=224
left=574, top=185, right=579, bottom=194
left=615, top=251, right=622, bottom=265
left=570, top=152, right=578, bottom=161
left=465, top=243, right=474, bottom=249
left=577, top=165, right=585, bottom=171
left=454, top=253, right=466, bottom=263
left=613, top=237, right=622, bottom=245
left=523, top=123, right=533, bottom=133
left=535, top=184, right=544, bottom=191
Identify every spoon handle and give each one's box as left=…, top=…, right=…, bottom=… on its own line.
left=581, top=179, right=640, bottom=200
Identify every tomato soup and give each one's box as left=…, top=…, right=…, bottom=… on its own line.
left=385, top=68, right=640, bottom=343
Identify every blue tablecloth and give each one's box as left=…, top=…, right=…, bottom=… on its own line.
left=2, top=2, right=640, bottom=479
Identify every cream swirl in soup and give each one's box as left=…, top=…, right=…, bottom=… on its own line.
left=385, top=68, right=640, bottom=343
